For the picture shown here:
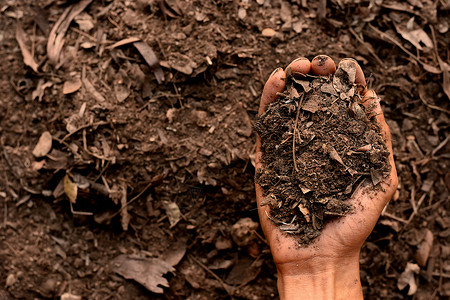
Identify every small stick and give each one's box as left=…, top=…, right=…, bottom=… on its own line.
left=189, top=255, right=234, bottom=297
left=292, top=94, right=304, bottom=173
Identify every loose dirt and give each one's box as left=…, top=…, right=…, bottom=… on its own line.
left=255, top=61, right=390, bottom=244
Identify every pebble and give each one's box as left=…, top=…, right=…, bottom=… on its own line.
left=262, top=28, right=276, bottom=37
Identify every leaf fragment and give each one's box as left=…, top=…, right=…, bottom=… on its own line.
left=16, top=24, right=39, bottom=72
left=32, top=131, right=52, bottom=157
left=133, top=41, right=165, bottom=84
left=64, top=174, right=78, bottom=204
left=112, top=255, right=174, bottom=294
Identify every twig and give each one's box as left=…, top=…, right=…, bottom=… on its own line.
left=431, top=134, right=450, bottom=157
left=188, top=255, right=234, bottom=297
left=106, top=181, right=154, bottom=221
left=418, top=85, right=450, bottom=115
left=252, top=230, right=268, bottom=245
left=381, top=212, right=408, bottom=224
left=432, top=272, right=450, bottom=279
left=292, top=94, right=304, bottom=173
left=409, top=186, right=417, bottom=214
left=349, top=27, right=386, bottom=68
left=401, top=193, right=427, bottom=231
left=368, top=24, right=438, bottom=71
left=60, top=121, right=109, bottom=142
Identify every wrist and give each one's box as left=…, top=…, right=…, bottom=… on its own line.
left=276, top=253, right=363, bottom=300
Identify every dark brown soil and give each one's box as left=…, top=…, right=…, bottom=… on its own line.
left=255, top=62, right=391, bottom=244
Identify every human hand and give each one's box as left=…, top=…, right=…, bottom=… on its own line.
left=255, top=55, right=398, bottom=300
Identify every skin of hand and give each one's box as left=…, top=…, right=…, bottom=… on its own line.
left=255, top=55, right=398, bottom=300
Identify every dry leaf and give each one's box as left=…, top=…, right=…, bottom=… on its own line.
left=64, top=174, right=78, bottom=204
left=397, top=262, right=420, bottom=295
left=82, top=77, right=105, bottom=102
left=112, top=255, right=174, bottom=294
left=162, top=201, right=181, bottom=228
left=298, top=203, right=311, bottom=222
left=119, top=182, right=130, bottom=231
left=32, top=79, right=53, bottom=101
left=47, top=0, right=93, bottom=65
left=106, top=37, right=141, bottom=49
left=63, top=79, right=82, bottom=94
left=231, top=218, right=258, bottom=247
left=114, top=84, right=130, bottom=102
left=16, top=23, right=39, bottom=72
left=395, top=22, right=433, bottom=51
left=32, top=131, right=52, bottom=157
left=415, top=229, right=434, bottom=267
left=74, top=12, right=94, bottom=31
left=133, top=41, right=165, bottom=84
left=333, top=59, right=356, bottom=99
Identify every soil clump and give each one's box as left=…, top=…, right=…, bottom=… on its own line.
left=255, top=61, right=391, bottom=244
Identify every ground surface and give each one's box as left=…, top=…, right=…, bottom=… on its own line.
left=0, top=0, right=449, bottom=299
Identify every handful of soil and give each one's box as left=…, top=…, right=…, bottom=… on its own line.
left=255, top=61, right=391, bottom=244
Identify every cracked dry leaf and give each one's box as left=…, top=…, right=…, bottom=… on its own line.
left=112, top=255, right=174, bottom=294
left=397, top=262, right=420, bottom=296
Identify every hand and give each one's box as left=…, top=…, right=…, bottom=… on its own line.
left=255, top=55, right=398, bottom=300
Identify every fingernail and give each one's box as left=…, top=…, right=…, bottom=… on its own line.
left=292, top=57, right=308, bottom=63
left=270, top=67, right=283, bottom=77
left=312, top=55, right=330, bottom=65
left=339, top=58, right=357, bottom=66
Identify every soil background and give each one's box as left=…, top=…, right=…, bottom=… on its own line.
left=0, top=0, right=449, bottom=299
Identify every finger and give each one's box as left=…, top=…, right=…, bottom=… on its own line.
left=338, top=58, right=366, bottom=86
left=286, top=57, right=311, bottom=76
left=360, top=89, right=398, bottom=210
left=360, top=89, right=392, bottom=152
left=258, top=68, right=286, bottom=115
left=311, top=55, right=336, bottom=75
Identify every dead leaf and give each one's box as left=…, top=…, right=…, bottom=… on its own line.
left=74, top=12, right=94, bottom=31
left=106, top=37, right=141, bottom=49
left=32, top=79, right=53, bottom=101
left=16, top=23, right=39, bottom=72
left=370, top=168, right=383, bottom=186
left=112, top=255, right=174, bottom=294
left=302, top=94, right=320, bottom=113
left=231, top=218, right=258, bottom=247
left=333, top=59, right=356, bottom=99
left=47, top=0, right=93, bottom=65
left=162, top=201, right=181, bottom=228
left=226, top=256, right=262, bottom=286
left=298, top=203, right=311, bottom=222
left=63, top=79, right=82, bottom=94
left=133, top=41, right=165, bottom=84
left=415, top=229, right=434, bottom=267
left=32, top=131, right=52, bottom=157
left=34, top=6, right=50, bottom=35
left=114, top=84, right=130, bottom=102
left=395, top=21, right=433, bottom=51
left=397, top=262, right=420, bottom=295
left=82, top=77, right=105, bottom=102
left=162, top=241, right=187, bottom=267
left=119, top=182, right=130, bottom=231
left=64, top=174, right=78, bottom=204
